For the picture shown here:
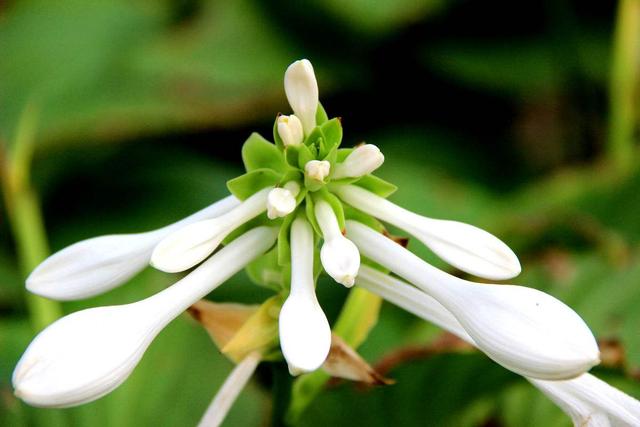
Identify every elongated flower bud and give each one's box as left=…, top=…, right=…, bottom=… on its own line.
left=151, top=188, right=271, bottom=273
left=267, top=186, right=297, bottom=220
left=284, top=59, right=318, bottom=135
left=279, top=217, right=331, bottom=374
left=12, top=227, right=278, bottom=408
left=305, top=160, right=330, bottom=182
left=332, top=144, right=384, bottom=180
left=356, top=265, right=640, bottom=427
left=347, top=221, right=599, bottom=380
left=277, top=115, right=304, bottom=147
left=25, top=196, right=240, bottom=301
left=197, top=352, right=262, bottom=427
left=314, top=200, right=360, bottom=287
left=336, top=185, right=521, bottom=280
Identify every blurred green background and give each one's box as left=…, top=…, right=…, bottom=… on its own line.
left=1, top=0, right=640, bottom=426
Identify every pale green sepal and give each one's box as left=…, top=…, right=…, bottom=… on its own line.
left=353, top=174, right=397, bottom=197
left=316, top=102, right=329, bottom=125
left=241, top=132, right=286, bottom=173
left=227, top=168, right=281, bottom=200
left=246, top=248, right=285, bottom=291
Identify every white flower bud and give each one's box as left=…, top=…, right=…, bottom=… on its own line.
left=12, top=227, right=278, bottom=408
left=336, top=185, right=521, bottom=280
left=277, top=115, right=304, bottom=147
left=151, top=188, right=271, bottom=273
left=347, top=221, right=599, bottom=380
left=304, top=160, right=330, bottom=182
left=284, top=59, right=318, bottom=135
left=279, top=218, right=331, bottom=374
left=25, top=196, right=240, bottom=301
left=266, top=187, right=297, bottom=219
left=315, top=200, right=360, bottom=287
left=332, top=144, right=385, bottom=180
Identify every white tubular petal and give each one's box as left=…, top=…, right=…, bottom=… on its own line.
left=26, top=196, right=240, bottom=301
left=13, top=227, right=278, bottom=408
left=267, top=187, right=297, bottom=220
left=356, top=265, right=640, bottom=427
left=304, top=160, right=331, bottom=182
left=347, top=221, right=599, bottom=380
left=335, top=185, right=521, bottom=280
left=284, top=59, right=318, bottom=135
left=197, top=352, right=261, bottom=427
left=279, top=218, right=331, bottom=374
left=315, top=200, right=360, bottom=287
left=277, top=115, right=304, bottom=147
left=332, top=144, right=385, bottom=180
left=151, top=188, right=271, bottom=273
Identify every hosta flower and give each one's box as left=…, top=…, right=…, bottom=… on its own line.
left=13, top=58, right=627, bottom=426
left=355, top=266, right=640, bottom=426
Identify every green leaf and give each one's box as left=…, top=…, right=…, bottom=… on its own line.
left=336, top=147, right=354, bottom=162
left=241, top=132, right=286, bottom=173
left=297, top=144, right=316, bottom=170
left=354, top=174, right=398, bottom=197
left=304, top=194, right=322, bottom=235
left=226, top=168, right=281, bottom=200
left=318, top=118, right=343, bottom=158
left=316, top=102, right=329, bottom=125
left=273, top=115, right=285, bottom=150
left=304, top=126, right=324, bottom=148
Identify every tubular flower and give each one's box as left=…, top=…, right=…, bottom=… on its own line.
left=13, top=58, right=632, bottom=426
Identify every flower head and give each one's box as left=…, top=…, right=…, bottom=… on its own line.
left=13, top=59, right=632, bottom=427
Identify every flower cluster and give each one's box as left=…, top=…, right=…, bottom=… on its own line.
left=13, top=60, right=640, bottom=426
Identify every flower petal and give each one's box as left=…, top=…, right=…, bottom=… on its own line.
left=13, top=226, right=278, bottom=408
left=347, top=221, right=599, bottom=380
left=335, top=185, right=520, bottom=280
left=284, top=59, right=318, bottom=135
left=26, top=196, right=240, bottom=301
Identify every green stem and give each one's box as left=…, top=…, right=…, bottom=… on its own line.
left=286, top=287, right=382, bottom=423
left=608, top=0, right=640, bottom=173
left=2, top=105, right=62, bottom=331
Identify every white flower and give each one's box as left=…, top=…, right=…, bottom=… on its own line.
left=197, top=352, right=262, bottom=427
left=277, top=114, right=304, bottom=147
left=347, top=221, right=599, bottom=380
left=151, top=188, right=271, bottom=273
left=335, top=184, right=521, bottom=280
left=314, top=199, right=360, bottom=287
left=12, top=227, right=278, bottom=408
left=279, top=217, right=331, bottom=374
left=332, top=144, right=385, bottom=180
left=356, top=265, right=640, bottom=427
left=25, top=196, right=239, bottom=301
left=284, top=59, right=318, bottom=135
left=304, top=160, right=331, bottom=182
left=266, top=183, right=300, bottom=220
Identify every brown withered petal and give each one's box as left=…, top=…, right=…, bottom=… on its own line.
left=322, top=334, right=394, bottom=385
left=188, top=300, right=258, bottom=350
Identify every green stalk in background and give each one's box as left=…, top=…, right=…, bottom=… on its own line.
left=286, top=287, right=382, bottom=423
left=608, top=0, right=640, bottom=173
left=2, top=105, right=62, bottom=331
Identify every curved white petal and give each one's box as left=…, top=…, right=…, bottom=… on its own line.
left=267, top=187, right=297, bottom=220
left=279, top=218, right=331, bottom=374
left=197, top=352, right=261, bottom=427
left=335, top=185, right=520, bottom=280
left=26, top=196, right=240, bottom=301
left=347, top=221, right=599, bottom=380
left=13, top=226, right=278, bottom=408
left=151, top=188, right=271, bottom=273
left=284, top=59, right=318, bottom=135
left=277, top=115, right=304, bottom=147
left=356, top=265, right=640, bottom=427
left=315, top=200, right=360, bottom=287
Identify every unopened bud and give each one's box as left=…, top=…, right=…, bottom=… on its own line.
left=332, top=144, right=384, bottom=180
left=277, top=115, right=304, bottom=147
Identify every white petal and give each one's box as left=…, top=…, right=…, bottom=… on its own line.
left=335, top=185, right=521, bottom=280
left=315, top=200, right=360, bottom=287
left=26, top=196, right=240, bottom=301
left=304, top=160, right=331, bottom=182
left=279, top=218, right=331, bottom=374
left=13, top=226, right=278, bottom=408
left=267, top=188, right=297, bottom=220
left=347, top=221, right=599, bottom=380
left=332, top=144, right=385, bottom=180
left=151, top=188, right=270, bottom=273
left=197, top=352, right=261, bottom=427
left=356, top=265, right=640, bottom=427
left=284, top=59, right=318, bottom=135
